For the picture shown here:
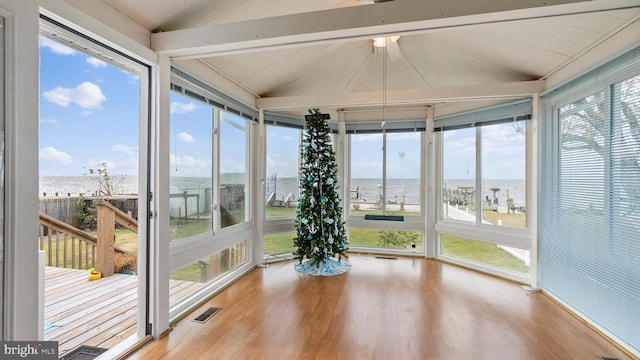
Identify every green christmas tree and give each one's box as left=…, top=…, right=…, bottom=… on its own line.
left=294, top=109, right=348, bottom=268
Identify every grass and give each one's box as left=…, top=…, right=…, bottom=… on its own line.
left=45, top=208, right=528, bottom=278
left=442, top=234, right=529, bottom=273
left=481, top=210, right=526, bottom=228
left=264, top=232, right=296, bottom=255
left=171, top=264, right=202, bottom=282
left=169, top=219, right=213, bottom=241
left=266, top=207, right=297, bottom=217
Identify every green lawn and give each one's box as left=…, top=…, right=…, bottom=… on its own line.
left=264, top=232, right=296, bottom=255
left=171, top=264, right=202, bottom=282
left=482, top=211, right=526, bottom=228
left=442, top=234, right=529, bottom=273
left=266, top=207, right=297, bottom=217
left=169, top=219, right=212, bottom=241
left=59, top=210, right=528, bottom=278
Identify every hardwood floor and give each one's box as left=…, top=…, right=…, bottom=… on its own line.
left=129, top=255, right=634, bottom=360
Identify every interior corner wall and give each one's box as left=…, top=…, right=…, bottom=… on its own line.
left=1, top=0, right=41, bottom=340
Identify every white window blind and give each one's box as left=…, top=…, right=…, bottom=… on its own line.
left=539, top=46, right=640, bottom=354
left=171, top=66, right=259, bottom=122
left=265, top=112, right=339, bottom=133
left=433, top=98, right=531, bottom=132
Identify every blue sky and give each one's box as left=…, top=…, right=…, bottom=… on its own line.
left=169, top=92, right=248, bottom=177
left=40, top=35, right=248, bottom=179
left=40, top=35, right=526, bottom=181
left=39, top=36, right=140, bottom=177
left=443, top=124, right=526, bottom=180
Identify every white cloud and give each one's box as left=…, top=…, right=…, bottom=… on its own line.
left=170, top=154, right=211, bottom=176
left=40, top=118, right=58, bottom=125
left=86, top=57, right=108, bottom=68
left=39, top=37, right=76, bottom=55
left=445, top=136, right=475, bottom=155
left=90, top=157, right=137, bottom=176
left=170, top=101, right=198, bottom=114
left=352, top=133, right=382, bottom=142
left=112, top=144, right=138, bottom=156
left=40, top=146, right=73, bottom=165
left=43, top=82, right=107, bottom=110
left=388, top=132, right=421, bottom=141
left=85, top=159, right=117, bottom=172
left=481, top=123, right=526, bottom=156
left=122, top=70, right=140, bottom=84
left=179, top=132, right=195, bottom=142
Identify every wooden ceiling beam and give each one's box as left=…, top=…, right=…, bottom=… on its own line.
left=256, top=80, right=546, bottom=110
left=151, top=0, right=639, bottom=59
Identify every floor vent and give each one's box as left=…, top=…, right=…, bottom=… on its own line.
left=59, top=345, right=108, bottom=360
left=375, top=256, right=398, bottom=260
left=193, top=307, right=221, bottom=324
left=598, top=357, right=621, bottom=360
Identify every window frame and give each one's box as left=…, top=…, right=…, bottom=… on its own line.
left=434, top=100, right=533, bottom=283
left=539, top=47, right=640, bottom=354
left=167, top=70, right=255, bottom=319
left=346, top=128, right=427, bottom=255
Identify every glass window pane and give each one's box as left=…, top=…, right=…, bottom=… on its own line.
left=0, top=15, right=4, bottom=339
left=480, top=122, right=527, bottom=228
left=266, top=125, right=299, bottom=218
left=442, top=128, right=476, bottom=222
left=349, top=228, right=421, bottom=250
left=170, top=241, right=247, bottom=306
left=264, top=232, right=296, bottom=256
left=386, top=133, right=421, bottom=216
left=219, top=111, right=248, bottom=227
left=559, top=91, right=607, bottom=216
left=442, top=234, right=529, bottom=274
left=169, top=92, right=213, bottom=241
left=612, top=75, right=640, bottom=257
left=350, top=134, right=383, bottom=214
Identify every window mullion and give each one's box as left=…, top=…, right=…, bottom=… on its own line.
left=212, top=108, right=220, bottom=233
left=476, top=126, right=482, bottom=225
left=382, top=131, right=387, bottom=214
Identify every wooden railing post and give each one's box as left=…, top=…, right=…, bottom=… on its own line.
left=96, top=201, right=115, bottom=277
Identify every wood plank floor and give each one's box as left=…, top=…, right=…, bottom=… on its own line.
left=44, top=267, right=202, bottom=357
left=128, top=255, right=634, bottom=360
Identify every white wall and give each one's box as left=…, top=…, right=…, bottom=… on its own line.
left=1, top=0, right=41, bottom=340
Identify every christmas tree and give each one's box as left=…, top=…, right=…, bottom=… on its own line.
left=294, top=109, right=350, bottom=275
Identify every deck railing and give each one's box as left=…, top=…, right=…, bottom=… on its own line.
left=39, top=199, right=138, bottom=277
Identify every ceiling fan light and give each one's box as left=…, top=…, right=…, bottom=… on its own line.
left=373, top=37, right=386, bottom=48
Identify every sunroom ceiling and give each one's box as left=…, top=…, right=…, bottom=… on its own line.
left=98, top=0, right=640, bottom=119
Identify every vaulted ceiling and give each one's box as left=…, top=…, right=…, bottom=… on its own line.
left=85, top=0, right=639, bottom=120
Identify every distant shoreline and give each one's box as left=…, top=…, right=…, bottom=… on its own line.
left=39, top=176, right=526, bottom=207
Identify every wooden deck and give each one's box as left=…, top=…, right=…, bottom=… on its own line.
left=44, top=267, right=202, bottom=357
